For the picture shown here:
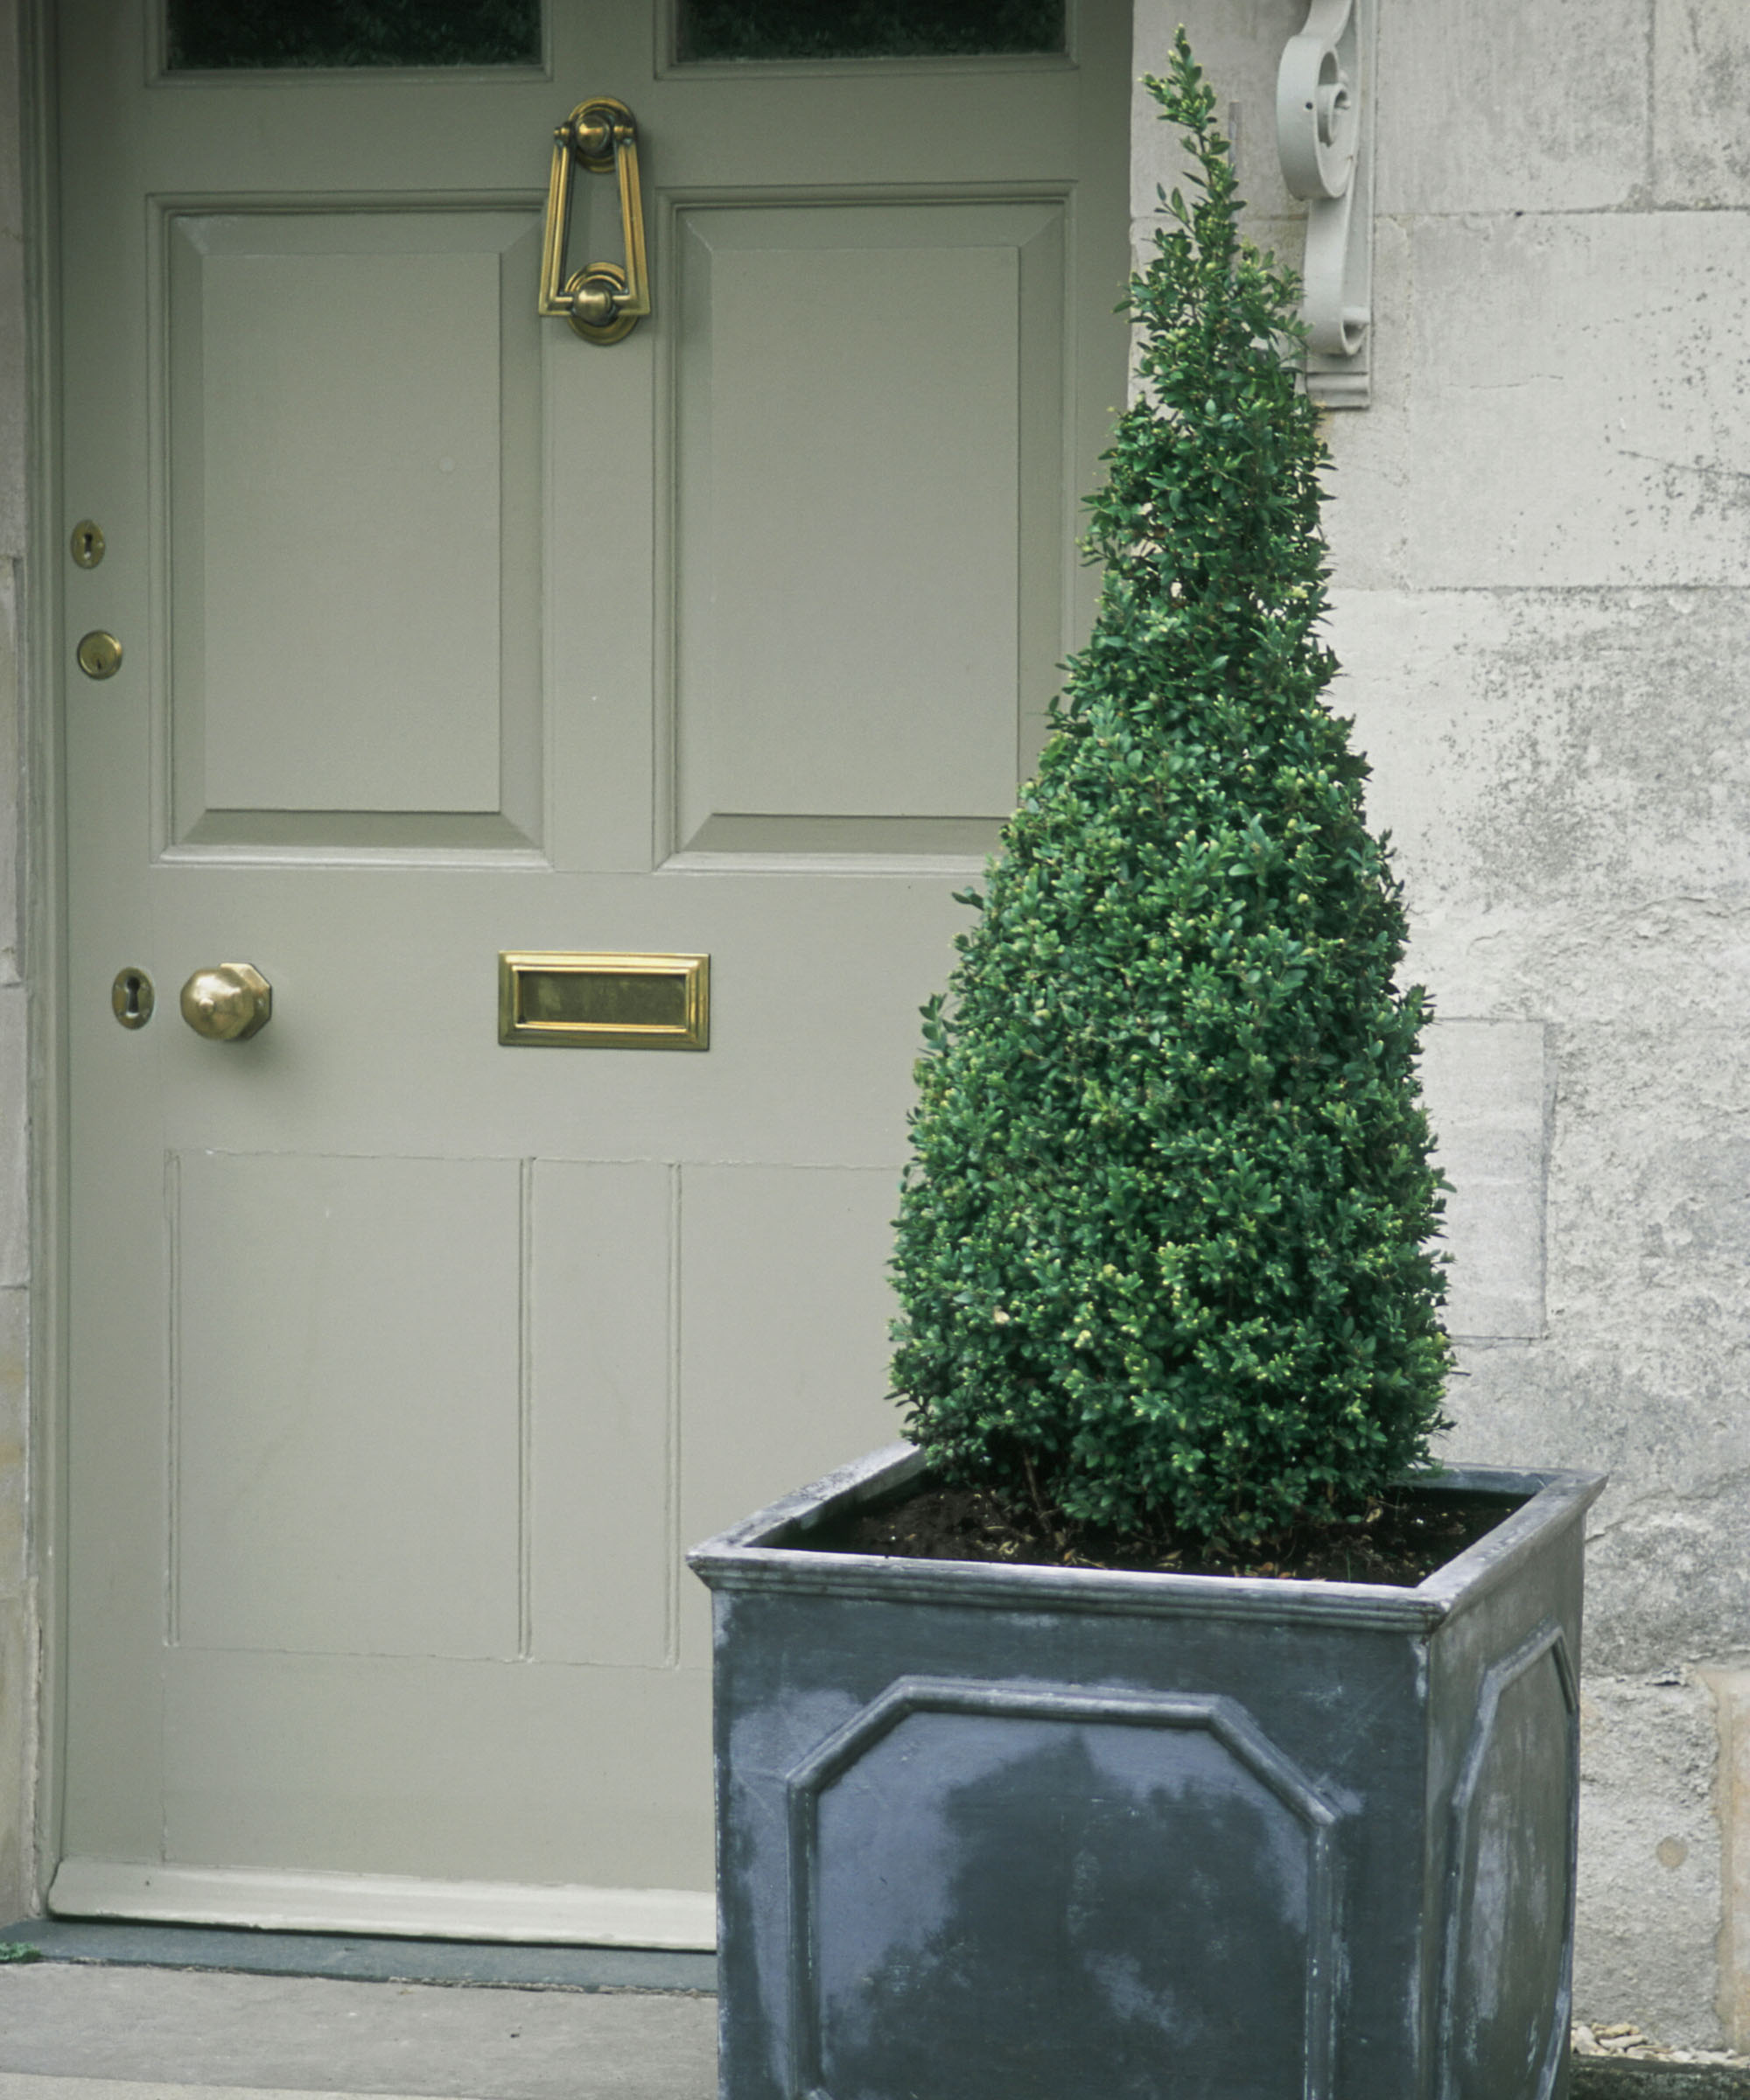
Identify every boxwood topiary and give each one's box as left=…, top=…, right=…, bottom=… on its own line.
left=890, top=32, right=1453, bottom=1553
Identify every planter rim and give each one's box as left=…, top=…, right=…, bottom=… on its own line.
left=687, top=1441, right=1607, bottom=1634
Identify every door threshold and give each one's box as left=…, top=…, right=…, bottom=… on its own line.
left=2, top=1915, right=716, bottom=1994
left=46, top=1861, right=715, bottom=1955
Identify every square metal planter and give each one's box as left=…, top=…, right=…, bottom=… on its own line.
left=689, top=1441, right=1605, bottom=2100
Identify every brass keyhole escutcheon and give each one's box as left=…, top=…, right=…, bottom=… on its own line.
left=70, top=521, right=106, bottom=569
left=76, top=630, right=123, bottom=680
left=110, top=966, right=155, bottom=1030
left=179, top=962, right=272, bottom=1042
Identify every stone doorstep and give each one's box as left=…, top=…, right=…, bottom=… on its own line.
left=1572, top=2066, right=1750, bottom=2096
left=7, top=1922, right=1750, bottom=2096
left=0, top=1919, right=715, bottom=1993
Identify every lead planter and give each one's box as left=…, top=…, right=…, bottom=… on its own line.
left=689, top=1441, right=1605, bottom=2100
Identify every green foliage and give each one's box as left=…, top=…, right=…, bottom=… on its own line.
left=890, top=32, right=1452, bottom=1549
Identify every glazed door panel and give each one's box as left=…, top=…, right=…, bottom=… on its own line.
left=54, top=0, right=1130, bottom=1938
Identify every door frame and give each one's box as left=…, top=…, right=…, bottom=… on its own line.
left=18, top=0, right=74, bottom=1914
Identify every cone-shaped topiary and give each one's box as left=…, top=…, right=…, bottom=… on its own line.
left=890, top=32, right=1452, bottom=1551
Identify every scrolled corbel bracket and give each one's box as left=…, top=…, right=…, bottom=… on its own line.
left=1278, top=0, right=1375, bottom=408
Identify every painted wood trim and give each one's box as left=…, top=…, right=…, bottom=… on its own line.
left=46, top=1859, right=717, bottom=1950
left=20, top=0, right=72, bottom=1919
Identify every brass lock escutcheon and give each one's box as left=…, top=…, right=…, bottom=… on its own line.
left=111, top=966, right=154, bottom=1030
left=538, top=97, right=651, bottom=344
left=76, top=630, right=123, bottom=679
left=180, top=962, right=272, bottom=1042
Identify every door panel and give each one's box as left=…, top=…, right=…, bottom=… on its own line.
left=160, top=1649, right=713, bottom=1890
left=55, top=0, right=1130, bottom=1938
left=172, top=1152, right=524, bottom=1659
left=675, top=207, right=1030, bottom=843
left=531, top=1158, right=676, bottom=1670
left=164, top=210, right=545, bottom=848
left=676, top=1162, right=902, bottom=1667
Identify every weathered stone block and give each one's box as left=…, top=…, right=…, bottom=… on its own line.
left=0, top=988, right=26, bottom=1293
left=0, top=1286, right=25, bottom=1603
left=1327, top=216, right=1750, bottom=591
left=1698, top=1669, right=1750, bottom=2051
left=1420, top=1019, right=1549, bottom=1342
left=1654, top=0, right=1750, bottom=207
left=0, top=572, right=19, bottom=983
left=0, top=0, right=24, bottom=564
left=1375, top=0, right=1650, bottom=216
left=1334, top=587, right=1750, bottom=981
left=1572, top=1673, right=1726, bottom=2052
left=1132, top=0, right=1306, bottom=226
left=0, top=1591, right=29, bottom=1920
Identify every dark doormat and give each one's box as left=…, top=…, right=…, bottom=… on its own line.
left=0, top=1917, right=716, bottom=1993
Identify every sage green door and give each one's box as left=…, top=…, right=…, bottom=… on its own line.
left=52, top=0, right=1129, bottom=1941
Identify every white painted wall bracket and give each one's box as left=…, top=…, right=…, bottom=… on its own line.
left=1278, top=0, right=1375, bottom=407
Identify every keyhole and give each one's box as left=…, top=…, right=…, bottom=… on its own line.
left=111, top=965, right=155, bottom=1029
left=70, top=519, right=106, bottom=570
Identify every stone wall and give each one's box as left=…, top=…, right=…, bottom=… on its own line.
left=1137, top=0, right=1750, bottom=2053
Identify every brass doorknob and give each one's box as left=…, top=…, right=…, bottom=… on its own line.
left=179, top=963, right=272, bottom=1041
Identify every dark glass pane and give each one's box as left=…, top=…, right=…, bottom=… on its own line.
left=677, top=0, right=1064, bottom=62
left=166, top=0, right=540, bottom=70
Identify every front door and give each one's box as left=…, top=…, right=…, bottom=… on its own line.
left=52, top=0, right=1130, bottom=1941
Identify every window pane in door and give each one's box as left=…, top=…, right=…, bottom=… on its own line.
left=676, top=0, right=1065, bottom=62
left=166, top=0, right=541, bottom=69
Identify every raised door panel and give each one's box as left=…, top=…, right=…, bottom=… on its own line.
left=162, top=209, right=544, bottom=854
left=671, top=200, right=1068, bottom=861
left=162, top=1648, right=714, bottom=1892
left=676, top=1161, right=902, bottom=1665
left=172, top=1152, right=523, bottom=1659
left=529, top=1159, right=676, bottom=1669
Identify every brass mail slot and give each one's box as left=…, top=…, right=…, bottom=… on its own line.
left=500, top=950, right=710, bottom=1050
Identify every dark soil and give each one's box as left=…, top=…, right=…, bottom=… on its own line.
left=811, top=1474, right=1525, bottom=1587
